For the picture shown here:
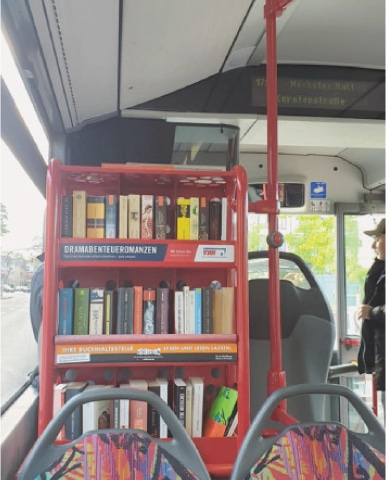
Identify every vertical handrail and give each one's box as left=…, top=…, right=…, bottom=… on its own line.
left=264, top=0, right=293, bottom=405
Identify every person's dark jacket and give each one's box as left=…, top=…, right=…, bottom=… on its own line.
left=357, top=258, right=385, bottom=391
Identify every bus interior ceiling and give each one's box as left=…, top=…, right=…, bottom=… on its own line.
left=1, top=0, right=385, bottom=208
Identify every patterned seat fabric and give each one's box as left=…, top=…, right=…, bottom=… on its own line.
left=246, top=424, right=385, bottom=479
left=34, top=431, right=200, bottom=479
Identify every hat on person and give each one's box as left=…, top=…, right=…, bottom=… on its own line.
left=363, top=218, right=385, bottom=236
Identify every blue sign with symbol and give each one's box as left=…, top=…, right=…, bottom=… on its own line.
left=310, top=182, right=327, bottom=199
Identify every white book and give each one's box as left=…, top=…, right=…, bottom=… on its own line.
left=119, top=384, right=131, bottom=429
left=189, top=377, right=204, bottom=437
left=221, top=197, right=227, bottom=241
left=82, top=385, right=112, bottom=433
left=156, top=377, right=169, bottom=438
left=174, top=291, right=185, bottom=334
left=187, top=289, right=196, bottom=334
left=88, top=288, right=104, bottom=335
left=127, top=194, right=141, bottom=239
left=183, top=285, right=191, bottom=334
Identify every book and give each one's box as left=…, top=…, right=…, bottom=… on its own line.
left=190, top=377, right=204, bottom=437
left=198, top=197, right=209, bottom=240
left=72, top=190, right=86, bottom=238
left=127, top=194, right=141, bottom=239
left=174, top=290, right=185, bottom=334
left=183, top=285, right=192, bottom=334
left=58, top=288, right=74, bottom=335
left=142, top=287, right=156, bottom=334
left=176, top=198, right=190, bottom=239
left=147, top=380, right=161, bottom=438
left=221, top=197, right=228, bottom=241
left=82, top=384, right=112, bottom=432
left=141, top=194, right=154, bottom=239
left=156, top=378, right=169, bottom=438
left=209, top=198, right=222, bottom=240
left=64, top=381, right=88, bottom=440
left=118, top=384, right=131, bottom=429
left=104, top=288, right=116, bottom=334
left=88, top=288, right=104, bottom=335
left=113, top=398, right=120, bottom=428
left=53, top=383, right=67, bottom=439
left=224, top=407, right=238, bottom=437
left=194, top=288, right=202, bottom=334
left=128, top=379, right=148, bottom=431
left=86, top=195, right=105, bottom=238
left=155, top=287, right=169, bottom=334
left=105, top=194, right=118, bottom=238
left=154, top=195, right=170, bottom=239
left=201, top=287, right=214, bottom=334
left=173, top=378, right=186, bottom=427
left=213, top=287, right=234, bottom=334
left=203, top=386, right=238, bottom=437
left=185, top=379, right=193, bottom=436
left=190, top=197, right=199, bottom=240
left=73, top=288, right=90, bottom=335
left=133, top=285, right=144, bottom=334
left=119, top=195, right=128, bottom=238
left=61, top=195, right=73, bottom=238
left=117, top=287, right=134, bottom=334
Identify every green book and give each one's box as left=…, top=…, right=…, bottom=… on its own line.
left=73, top=288, right=90, bottom=335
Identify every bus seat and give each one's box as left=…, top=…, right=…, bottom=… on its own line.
left=17, top=387, right=210, bottom=480
left=248, top=251, right=336, bottom=423
left=230, top=383, right=385, bottom=480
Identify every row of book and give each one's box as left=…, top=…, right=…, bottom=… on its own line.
left=54, top=379, right=238, bottom=440
left=58, top=283, right=235, bottom=336
left=62, top=191, right=227, bottom=240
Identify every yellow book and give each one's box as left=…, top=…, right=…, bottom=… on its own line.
left=176, top=198, right=190, bottom=240
left=86, top=196, right=105, bottom=238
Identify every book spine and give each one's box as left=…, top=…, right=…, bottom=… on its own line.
left=58, top=288, right=74, bottom=335
left=176, top=198, right=190, bottom=239
left=119, top=385, right=130, bottom=429
left=190, top=377, right=204, bottom=437
left=119, top=195, right=128, bottom=238
left=105, top=194, right=118, bottom=238
left=141, top=195, right=154, bottom=239
left=53, top=383, right=67, bottom=440
left=117, top=287, right=134, bottom=334
left=61, top=195, right=73, bottom=238
left=198, top=197, right=209, bottom=240
left=174, top=290, right=184, bottom=334
left=86, top=195, right=106, bottom=238
left=185, top=379, right=193, bottom=436
left=113, top=398, right=120, bottom=428
left=183, top=285, right=191, bottom=334
left=128, top=194, right=141, bottom=239
left=88, top=288, right=104, bottom=335
left=154, top=196, right=168, bottom=239
left=209, top=198, right=222, bottom=240
left=190, top=197, right=199, bottom=240
left=73, top=288, right=90, bottom=335
left=147, top=381, right=161, bottom=438
left=194, top=288, right=202, bottom=334
left=104, top=289, right=115, bottom=334
left=221, top=197, right=228, bottom=241
left=156, top=378, right=169, bottom=438
left=201, top=287, right=213, bottom=334
left=128, top=380, right=148, bottom=431
left=155, top=287, right=169, bottom=334
left=133, top=286, right=143, bottom=334
left=213, top=288, right=223, bottom=335
left=173, top=379, right=186, bottom=427
left=143, top=287, right=156, bottom=334
left=64, top=383, right=88, bottom=439
left=72, top=190, right=86, bottom=238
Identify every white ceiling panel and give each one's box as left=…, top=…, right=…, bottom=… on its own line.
left=119, top=0, right=252, bottom=108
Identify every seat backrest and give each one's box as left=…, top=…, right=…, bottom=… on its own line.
left=231, top=383, right=385, bottom=480
left=249, top=251, right=335, bottom=422
left=17, top=387, right=211, bottom=480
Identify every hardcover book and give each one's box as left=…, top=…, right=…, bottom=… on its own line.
left=64, top=381, right=88, bottom=439
left=128, top=194, right=141, bottom=239
left=173, top=378, right=186, bottom=427
left=88, top=288, right=104, bottom=335
left=142, top=287, right=156, bottom=334
left=198, top=197, right=209, bottom=240
left=213, top=287, right=234, bottom=334
left=194, top=288, right=202, bottom=334
left=58, top=287, right=74, bottom=335
left=119, top=384, right=131, bottom=429
left=176, top=198, right=190, bottom=240
left=203, top=386, right=238, bottom=437
left=133, top=285, right=144, bottom=334
left=105, top=194, right=118, bottom=238
left=104, top=289, right=115, bottom=335
left=155, top=287, right=169, bottom=334
left=72, top=190, right=86, bottom=238
left=209, top=198, right=222, bottom=240
left=201, top=287, right=214, bottom=334
left=221, top=197, right=228, bottom=241
left=117, top=287, right=134, bottom=334
left=86, top=195, right=106, bottom=238
left=82, top=384, right=112, bottom=432
left=53, top=383, right=67, bottom=439
left=174, top=290, right=185, bottom=334
left=154, top=195, right=170, bottom=239
left=119, top=195, right=128, bottom=238
left=185, top=379, right=193, bottom=437
left=141, top=194, right=154, bottom=239
left=189, top=197, right=199, bottom=240
left=128, top=379, right=148, bottom=431
left=61, top=195, right=73, bottom=238
left=73, top=288, right=90, bottom=335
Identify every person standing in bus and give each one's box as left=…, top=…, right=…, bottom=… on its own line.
left=357, top=218, right=385, bottom=417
